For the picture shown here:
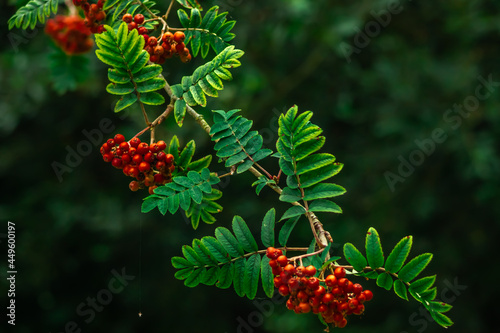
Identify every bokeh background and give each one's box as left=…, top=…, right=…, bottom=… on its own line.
left=1, top=0, right=499, bottom=332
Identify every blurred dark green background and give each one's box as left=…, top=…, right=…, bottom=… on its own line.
left=1, top=0, right=498, bottom=332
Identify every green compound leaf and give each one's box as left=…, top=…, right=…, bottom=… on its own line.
left=244, top=254, right=261, bottom=300
left=216, top=263, right=233, bottom=289
left=343, top=243, right=367, bottom=272
left=142, top=168, right=222, bottom=228
left=260, top=256, right=274, bottom=298
left=178, top=6, right=236, bottom=57
left=171, top=256, right=194, bottom=269
left=171, top=46, right=243, bottom=112
left=376, top=272, right=393, bottom=291
left=232, top=257, right=246, bottom=297
left=8, top=0, right=58, bottom=30
left=278, top=216, right=300, bottom=247
left=430, top=311, right=454, bottom=328
left=201, top=236, right=230, bottom=263
left=276, top=105, right=344, bottom=218
left=398, top=253, right=433, bottom=283
left=215, top=227, right=244, bottom=258
left=210, top=110, right=272, bottom=171
left=385, top=236, right=413, bottom=273
left=280, top=205, right=306, bottom=221
left=261, top=208, right=275, bottom=248
left=365, top=227, right=384, bottom=269
left=394, top=279, right=408, bottom=301
left=95, top=23, right=166, bottom=112
left=409, top=275, right=436, bottom=294
left=184, top=267, right=205, bottom=287
left=232, top=216, right=258, bottom=253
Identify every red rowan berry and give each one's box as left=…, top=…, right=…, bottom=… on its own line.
left=165, top=153, right=174, bottom=164
left=143, top=153, right=153, bottom=163
left=307, top=277, right=320, bottom=290
left=154, top=173, right=164, bottom=184
left=150, top=55, right=159, bottom=63
left=95, top=11, right=106, bottom=21
left=348, top=298, right=359, bottom=310
left=337, top=318, right=348, bottom=328
left=123, top=13, right=133, bottom=23
left=175, top=42, right=185, bottom=53
left=129, top=180, right=140, bottom=191
left=156, top=140, right=167, bottom=151
left=154, top=45, right=164, bottom=56
left=279, top=271, right=290, bottom=284
left=266, top=247, right=278, bottom=259
left=284, top=264, right=296, bottom=276
left=111, top=158, right=123, bottom=168
left=162, top=31, right=173, bottom=42
left=155, top=161, right=166, bottom=170
left=338, top=277, right=348, bottom=288
left=138, top=27, right=148, bottom=35
left=180, top=53, right=192, bottom=63
left=352, top=283, right=363, bottom=295
left=101, top=142, right=111, bottom=152
left=278, top=285, right=290, bottom=296
left=148, top=185, right=157, bottom=195
left=357, top=293, right=366, bottom=303
left=128, top=22, right=137, bottom=31
left=134, top=14, right=145, bottom=25
left=304, top=265, right=317, bottom=277
left=314, top=285, right=326, bottom=297
left=325, top=274, right=337, bottom=287
left=132, top=154, right=143, bottom=164
left=353, top=304, right=365, bottom=315
left=107, top=138, right=115, bottom=146
left=297, top=302, right=311, bottom=314
left=318, top=304, right=328, bottom=313
left=363, top=289, right=373, bottom=301
left=102, top=153, right=113, bottom=162
left=322, top=292, right=333, bottom=304
left=138, top=161, right=151, bottom=172
left=119, top=141, right=129, bottom=152
left=114, top=134, right=125, bottom=144
left=122, top=154, right=131, bottom=164
left=295, top=266, right=305, bottom=277
left=272, top=266, right=281, bottom=276
left=129, top=137, right=141, bottom=148
left=288, top=277, right=299, bottom=291
left=173, top=31, right=185, bottom=43
left=148, top=36, right=158, bottom=47
left=276, top=255, right=288, bottom=267
left=297, top=290, right=308, bottom=302
left=137, top=142, right=149, bottom=154
left=334, top=267, right=346, bottom=279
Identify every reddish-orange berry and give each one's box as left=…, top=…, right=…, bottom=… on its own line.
left=165, top=153, right=175, bottom=164
left=129, top=137, right=141, bottom=147
left=337, top=318, right=348, bottom=328
left=148, top=36, right=158, bottom=47
left=173, top=31, right=185, bottom=43
left=307, top=277, right=320, bottom=290
left=129, top=180, right=140, bottom=191
left=322, top=292, right=334, bottom=304
left=325, top=274, right=337, bottom=287
left=128, top=22, right=137, bottom=30
left=278, top=285, right=290, bottom=296
left=297, top=302, right=311, bottom=314
left=314, top=285, right=326, bottom=297
left=276, top=255, right=288, bottom=267
left=138, top=161, right=151, bottom=172
left=334, top=267, right=346, bottom=279
left=284, top=264, right=296, bottom=276
left=162, top=31, right=174, bottom=42
left=156, top=140, right=167, bottom=151
left=352, top=283, right=363, bottom=295
left=304, top=265, right=317, bottom=277
left=134, top=14, right=145, bottom=25
left=123, top=13, right=133, bottom=23
left=363, top=289, right=373, bottom=301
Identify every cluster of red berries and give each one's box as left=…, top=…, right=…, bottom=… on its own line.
left=72, top=0, right=107, bottom=34
left=100, top=134, right=175, bottom=193
left=122, top=13, right=192, bottom=64
left=45, top=15, right=94, bottom=55
left=266, top=247, right=373, bottom=329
